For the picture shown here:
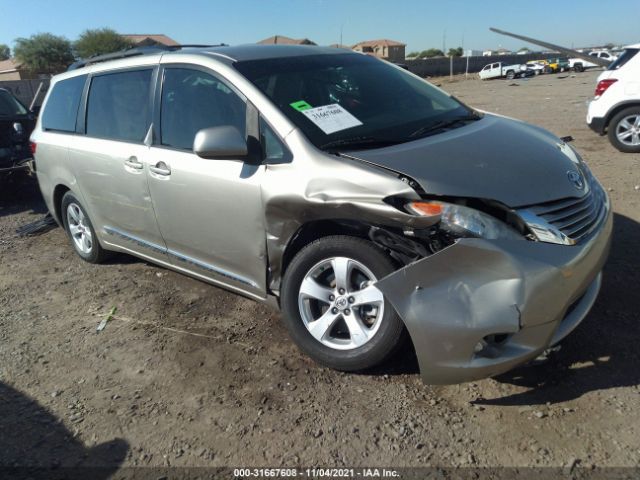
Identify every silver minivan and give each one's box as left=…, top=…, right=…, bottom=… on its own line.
left=32, top=45, right=612, bottom=384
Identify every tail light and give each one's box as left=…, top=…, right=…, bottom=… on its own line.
left=30, top=141, right=37, bottom=155
left=594, top=79, right=617, bottom=98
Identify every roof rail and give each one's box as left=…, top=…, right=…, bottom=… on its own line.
left=67, top=44, right=228, bottom=71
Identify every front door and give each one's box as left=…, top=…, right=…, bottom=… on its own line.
left=146, top=66, right=267, bottom=299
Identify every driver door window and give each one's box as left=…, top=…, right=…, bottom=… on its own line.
left=160, top=68, right=246, bottom=150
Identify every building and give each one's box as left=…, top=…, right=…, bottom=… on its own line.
left=464, top=49, right=483, bottom=57
left=483, top=48, right=513, bottom=56
left=0, top=58, right=33, bottom=81
left=351, top=39, right=406, bottom=62
left=122, top=34, right=179, bottom=47
left=257, top=35, right=316, bottom=45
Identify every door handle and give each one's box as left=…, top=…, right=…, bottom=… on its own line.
left=149, top=161, right=171, bottom=176
left=124, top=156, right=143, bottom=170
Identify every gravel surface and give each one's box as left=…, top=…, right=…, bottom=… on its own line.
left=0, top=70, right=639, bottom=470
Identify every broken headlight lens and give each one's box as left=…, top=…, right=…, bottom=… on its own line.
left=407, top=201, right=523, bottom=240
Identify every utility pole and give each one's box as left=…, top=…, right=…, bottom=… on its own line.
left=442, top=29, right=447, bottom=55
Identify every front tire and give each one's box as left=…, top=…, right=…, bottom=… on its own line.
left=607, top=107, right=640, bottom=153
left=281, top=236, right=406, bottom=372
left=61, top=191, right=109, bottom=263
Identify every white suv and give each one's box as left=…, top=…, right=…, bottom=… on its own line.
left=587, top=44, right=640, bottom=152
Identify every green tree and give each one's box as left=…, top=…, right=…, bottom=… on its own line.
left=13, top=33, right=74, bottom=74
left=418, top=48, right=444, bottom=58
left=447, top=47, right=463, bottom=57
left=74, top=28, right=133, bottom=59
left=407, top=51, right=420, bottom=58
left=0, top=44, right=10, bottom=61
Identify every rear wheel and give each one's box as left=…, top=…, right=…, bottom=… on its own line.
left=574, top=63, right=584, bottom=72
left=61, top=191, right=109, bottom=263
left=506, top=70, right=515, bottom=80
left=281, top=236, right=406, bottom=372
left=607, top=107, right=640, bottom=153
left=543, top=66, right=553, bottom=74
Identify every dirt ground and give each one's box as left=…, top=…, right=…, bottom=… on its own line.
left=1, top=70, right=639, bottom=472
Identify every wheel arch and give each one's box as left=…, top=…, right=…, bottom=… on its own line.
left=280, top=219, right=373, bottom=283
left=52, top=184, right=71, bottom=225
left=604, top=101, right=640, bottom=131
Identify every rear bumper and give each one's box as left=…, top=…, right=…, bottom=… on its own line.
left=588, top=116, right=606, bottom=135
left=376, top=203, right=613, bottom=385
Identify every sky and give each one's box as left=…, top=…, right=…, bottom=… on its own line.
left=1, top=0, right=638, bottom=54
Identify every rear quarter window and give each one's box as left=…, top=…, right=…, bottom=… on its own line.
left=41, top=75, right=87, bottom=132
left=608, top=49, right=639, bottom=71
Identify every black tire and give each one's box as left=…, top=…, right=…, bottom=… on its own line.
left=281, top=235, right=406, bottom=372
left=574, top=63, right=584, bottom=73
left=61, top=191, right=110, bottom=263
left=607, top=107, right=640, bottom=153
left=543, top=66, right=553, bottom=74
left=506, top=70, right=515, bottom=80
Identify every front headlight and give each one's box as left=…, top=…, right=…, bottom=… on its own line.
left=406, top=201, right=523, bottom=240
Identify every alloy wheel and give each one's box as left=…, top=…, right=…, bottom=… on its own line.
left=66, top=203, right=93, bottom=254
left=297, top=257, right=385, bottom=350
left=616, top=114, right=640, bottom=146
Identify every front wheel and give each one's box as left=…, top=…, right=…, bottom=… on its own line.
left=281, top=236, right=406, bottom=372
left=607, top=107, right=640, bottom=153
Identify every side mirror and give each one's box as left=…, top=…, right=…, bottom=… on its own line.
left=30, top=105, right=41, bottom=116
left=193, top=126, right=248, bottom=159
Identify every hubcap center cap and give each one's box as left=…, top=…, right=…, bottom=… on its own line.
left=334, top=296, right=349, bottom=311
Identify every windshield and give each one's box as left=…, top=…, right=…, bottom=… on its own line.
left=235, top=53, right=475, bottom=150
left=608, top=48, right=639, bottom=71
left=0, top=89, right=28, bottom=116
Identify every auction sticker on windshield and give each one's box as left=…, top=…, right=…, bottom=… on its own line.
left=301, top=104, right=363, bottom=135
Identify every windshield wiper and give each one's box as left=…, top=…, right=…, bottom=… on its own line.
left=408, top=114, right=482, bottom=139
left=319, top=136, right=404, bottom=152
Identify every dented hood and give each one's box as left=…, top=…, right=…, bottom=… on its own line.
left=345, top=114, right=584, bottom=208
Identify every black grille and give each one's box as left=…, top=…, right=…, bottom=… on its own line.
left=525, top=173, right=607, bottom=243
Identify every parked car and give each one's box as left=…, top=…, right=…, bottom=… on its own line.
left=0, top=88, right=36, bottom=175
left=478, top=61, right=527, bottom=80
left=525, top=62, right=545, bottom=75
left=544, top=57, right=571, bottom=73
left=589, top=50, right=618, bottom=63
left=569, top=57, right=599, bottom=72
left=571, top=50, right=619, bottom=72
left=32, top=45, right=612, bottom=384
left=587, top=44, right=640, bottom=152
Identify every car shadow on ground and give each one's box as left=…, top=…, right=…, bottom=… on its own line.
left=0, top=381, right=128, bottom=477
left=0, top=173, right=48, bottom=219
left=475, top=213, right=640, bottom=406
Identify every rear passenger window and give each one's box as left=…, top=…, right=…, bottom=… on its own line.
left=160, top=68, right=246, bottom=151
left=86, top=69, right=152, bottom=143
left=42, top=75, right=86, bottom=132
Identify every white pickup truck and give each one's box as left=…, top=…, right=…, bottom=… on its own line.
left=479, top=62, right=527, bottom=80
left=570, top=51, right=618, bottom=72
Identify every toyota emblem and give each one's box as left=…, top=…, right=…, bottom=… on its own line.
left=567, top=170, right=584, bottom=190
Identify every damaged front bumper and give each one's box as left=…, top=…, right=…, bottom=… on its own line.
left=375, top=206, right=613, bottom=385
